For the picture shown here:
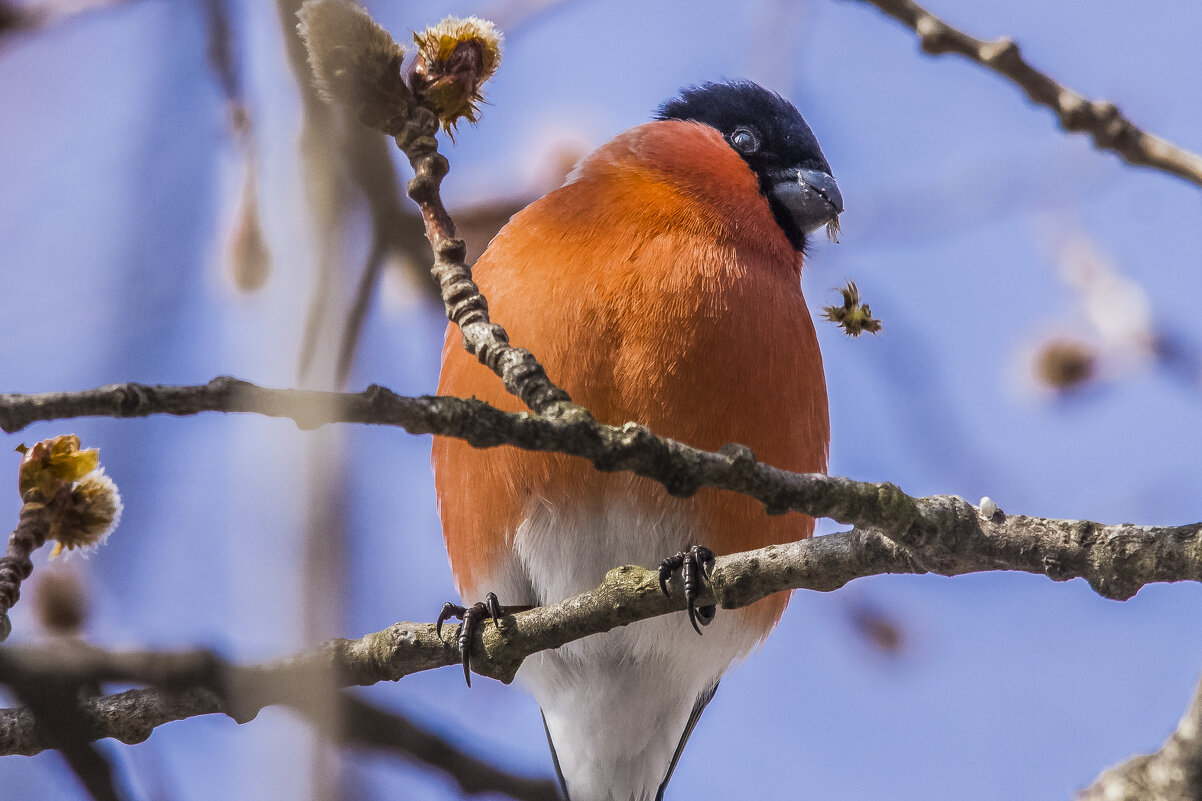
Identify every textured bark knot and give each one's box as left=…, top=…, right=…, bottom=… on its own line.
left=117, top=384, right=149, bottom=415
left=718, top=442, right=759, bottom=479
left=444, top=280, right=486, bottom=311
left=504, top=353, right=543, bottom=384
left=436, top=237, right=467, bottom=262
left=1042, top=555, right=1071, bottom=581
left=1057, top=92, right=1090, bottom=129
left=915, top=16, right=948, bottom=53
left=362, top=384, right=393, bottom=404
left=980, top=37, right=1019, bottom=67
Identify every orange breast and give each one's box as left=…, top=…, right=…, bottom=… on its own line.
left=433, top=120, right=829, bottom=633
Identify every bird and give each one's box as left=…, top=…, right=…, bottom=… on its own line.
left=432, top=80, right=839, bottom=801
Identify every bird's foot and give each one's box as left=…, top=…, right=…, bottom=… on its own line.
left=435, top=592, right=531, bottom=687
left=658, top=545, right=717, bottom=635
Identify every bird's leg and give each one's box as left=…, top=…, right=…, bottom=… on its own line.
left=435, top=592, right=532, bottom=687
left=658, top=545, right=717, bottom=635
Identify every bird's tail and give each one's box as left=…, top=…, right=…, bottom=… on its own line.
left=531, top=652, right=720, bottom=801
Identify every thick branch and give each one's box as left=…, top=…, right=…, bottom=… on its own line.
left=848, top=0, right=1202, bottom=188
left=2, top=507, right=1201, bottom=754
left=0, top=378, right=916, bottom=537
left=1, top=378, right=1200, bottom=603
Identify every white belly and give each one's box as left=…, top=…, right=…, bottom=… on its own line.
left=467, top=488, right=766, bottom=801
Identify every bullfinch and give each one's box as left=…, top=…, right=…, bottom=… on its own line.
left=433, top=80, right=840, bottom=801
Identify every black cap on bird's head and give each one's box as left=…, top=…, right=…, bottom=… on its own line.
left=657, top=80, right=842, bottom=251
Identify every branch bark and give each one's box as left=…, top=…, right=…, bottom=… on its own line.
left=392, top=108, right=576, bottom=417
left=1, top=502, right=1200, bottom=757
left=1, top=377, right=1200, bottom=602
left=847, top=0, right=1202, bottom=188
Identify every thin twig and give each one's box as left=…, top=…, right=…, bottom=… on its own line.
left=0, top=499, right=54, bottom=641
left=391, top=112, right=576, bottom=416
left=846, top=0, right=1202, bottom=188
left=335, top=235, right=389, bottom=387
left=293, top=1, right=574, bottom=414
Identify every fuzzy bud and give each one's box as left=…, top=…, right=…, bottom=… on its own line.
left=822, top=281, right=882, bottom=337
left=2, top=436, right=120, bottom=640
left=49, top=469, right=122, bottom=556
left=848, top=603, right=904, bottom=656
left=410, top=16, right=503, bottom=133
left=33, top=566, right=89, bottom=635
left=14, top=436, right=121, bottom=557
left=1034, top=338, right=1096, bottom=392
left=296, top=0, right=414, bottom=135
left=230, top=156, right=271, bottom=292
left=979, top=496, right=1003, bottom=521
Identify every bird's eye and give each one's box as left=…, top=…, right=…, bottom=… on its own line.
left=730, top=126, right=761, bottom=154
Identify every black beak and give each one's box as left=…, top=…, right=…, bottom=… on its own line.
left=769, top=167, right=843, bottom=235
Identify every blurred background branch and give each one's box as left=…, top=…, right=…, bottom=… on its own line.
left=0, top=0, right=135, bottom=42
left=0, top=643, right=560, bottom=801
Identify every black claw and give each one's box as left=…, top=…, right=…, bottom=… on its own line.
left=436, top=602, right=465, bottom=640
left=485, top=592, right=502, bottom=627
left=458, top=602, right=492, bottom=687
left=659, top=545, right=717, bottom=635
left=435, top=594, right=535, bottom=688
left=658, top=553, right=683, bottom=597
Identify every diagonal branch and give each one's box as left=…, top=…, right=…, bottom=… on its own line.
left=393, top=107, right=576, bottom=417
left=295, top=0, right=575, bottom=415
left=846, top=0, right=1202, bottom=188
left=300, top=692, right=563, bottom=801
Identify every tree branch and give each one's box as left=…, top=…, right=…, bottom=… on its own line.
left=0, top=642, right=559, bottom=801
left=1, top=501, right=1200, bottom=756
left=846, top=0, right=1202, bottom=188
left=296, top=0, right=575, bottom=415
left=305, top=693, right=563, bottom=801
left=1078, top=670, right=1202, bottom=800
left=1, top=377, right=1200, bottom=603
left=393, top=106, right=576, bottom=418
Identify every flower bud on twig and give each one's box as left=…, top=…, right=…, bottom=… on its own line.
left=409, top=16, right=503, bottom=134
left=0, top=436, right=121, bottom=641
left=296, top=0, right=414, bottom=135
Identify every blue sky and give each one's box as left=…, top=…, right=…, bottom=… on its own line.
left=1, top=0, right=1201, bottom=799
